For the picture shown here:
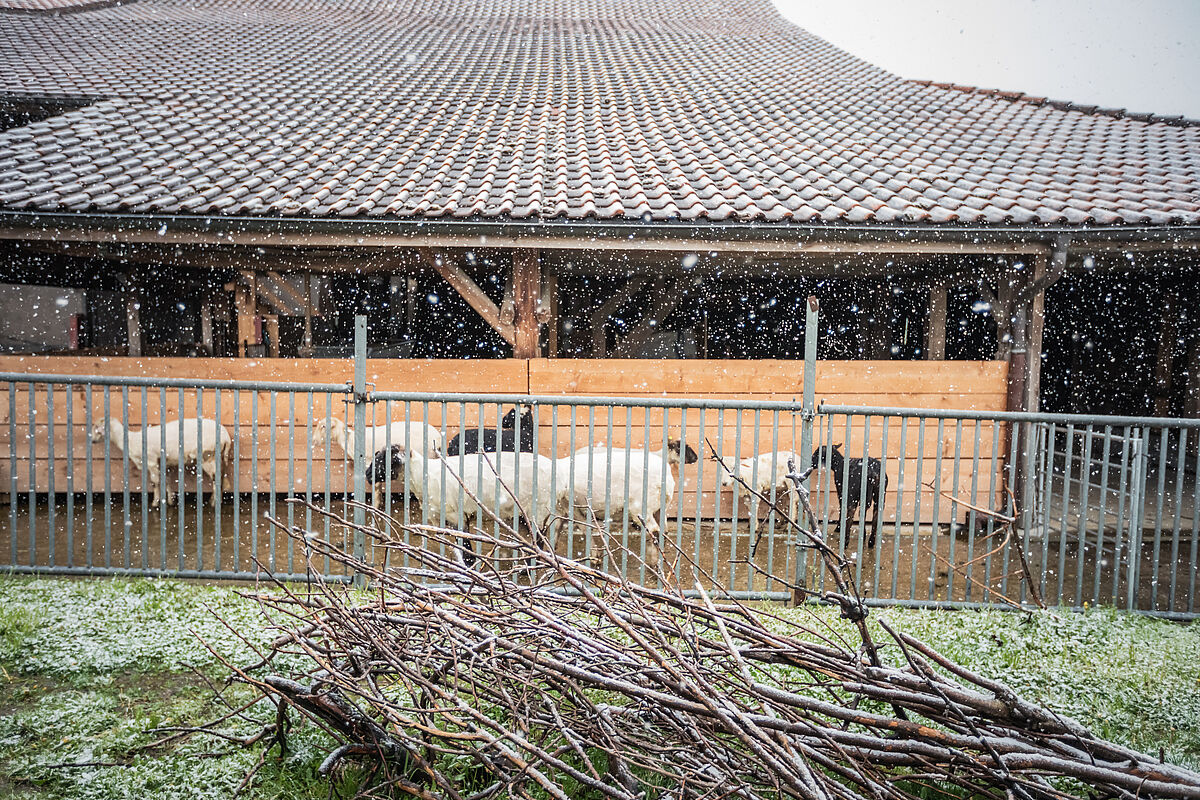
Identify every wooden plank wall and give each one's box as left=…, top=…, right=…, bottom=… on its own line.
left=0, top=357, right=1008, bottom=523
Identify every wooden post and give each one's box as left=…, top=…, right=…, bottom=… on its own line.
left=1185, top=331, right=1200, bottom=418
left=512, top=248, right=542, bottom=359
left=1154, top=283, right=1180, bottom=416
left=1025, top=254, right=1047, bottom=413
left=926, top=281, right=947, bottom=360
left=199, top=297, right=214, bottom=356
left=234, top=282, right=259, bottom=357
left=869, top=284, right=893, bottom=359
left=264, top=315, right=280, bottom=358
left=543, top=270, right=559, bottom=358
left=125, top=281, right=142, bottom=358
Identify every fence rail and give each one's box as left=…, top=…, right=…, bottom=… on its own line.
left=2, top=381, right=1198, bottom=616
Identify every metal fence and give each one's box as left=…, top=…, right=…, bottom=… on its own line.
left=818, top=405, right=1200, bottom=617
left=2, top=372, right=1198, bottom=616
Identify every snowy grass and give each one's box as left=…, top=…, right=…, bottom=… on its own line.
left=0, top=576, right=1196, bottom=798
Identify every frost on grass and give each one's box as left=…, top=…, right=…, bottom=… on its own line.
left=0, top=577, right=279, bottom=677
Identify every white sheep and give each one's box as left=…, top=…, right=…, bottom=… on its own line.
left=394, top=449, right=557, bottom=564
left=553, top=439, right=698, bottom=571
left=313, top=417, right=443, bottom=507
left=312, top=417, right=442, bottom=462
left=89, top=418, right=233, bottom=507
left=717, top=451, right=802, bottom=539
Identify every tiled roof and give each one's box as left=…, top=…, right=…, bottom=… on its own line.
left=0, top=0, right=1197, bottom=225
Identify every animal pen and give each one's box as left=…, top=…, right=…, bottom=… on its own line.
left=2, top=315, right=1197, bottom=618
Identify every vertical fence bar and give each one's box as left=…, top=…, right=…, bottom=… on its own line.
left=65, top=384, right=75, bottom=568
left=103, top=385, right=112, bottom=569
left=7, top=382, right=16, bottom=567
left=85, top=385, right=93, bottom=568
left=1189, top=440, right=1200, bottom=614
left=251, top=391, right=259, bottom=575
left=1112, top=427, right=1133, bottom=607
left=176, top=388, right=184, bottom=571
left=1092, top=426, right=1113, bottom=605
left=945, top=419, right=963, bottom=602
left=890, top=416, right=907, bottom=601
left=268, top=392, right=278, bottom=573
left=677, top=406, right=690, bottom=585
left=352, top=315, right=367, bottom=570
left=1055, top=424, right=1074, bottom=607
left=214, top=388, right=223, bottom=574
left=1151, top=425, right=1169, bottom=611
left=1169, top=428, right=1187, bottom=612
left=233, top=389, right=241, bottom=573
left=121, top=385, right=131, bottom=570
left=46, top=384, right=56, bottom=568
left=195, top=391, right=203, bottom=572
left=712, top=408, right=724, bottom=584
left=765, top=408, right=780, bottom=593
left=872, top=416, right=889, bottom=600
left=909, top=417, right=926, bottom=601
left=1039, top=423, right=1056, bottom=600
left=1074, top=425, right=1095, bottom=607
left=857, top=414, right=872, bottom=588
left=1000, top=421, right=1020, bottom=600
left=25, top=381, right=36, bottom=568
left=963, top=421, right=982, bottom=602
left=287, top=392, right=296, bottom=574
left=136, top=385, right=147, bottom=570
left=692, top=406, right=706, bottom=577
left=158, top=388, right=167, bottom=571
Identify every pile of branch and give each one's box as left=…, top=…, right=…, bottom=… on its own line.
left=209, top=477, right=1200, bottom=800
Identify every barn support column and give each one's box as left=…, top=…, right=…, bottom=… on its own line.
left=232, top=279, right=260, bottom=357
left=869, top=284, right=893, bottom=359
left=122, top=275, right=142, bottom=357
left=925, top=280, right=947, bottom=360
left=1153, top=281, right=1180, bottom=416
left=512, top=248, right=542, bottom=359
left=1185, top=331, right=1200, bottom=418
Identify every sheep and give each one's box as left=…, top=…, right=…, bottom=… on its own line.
left=392, top=448, right=557, bottom=565
left=717, top=450, right=803, bottom=539
left=313, top=417, right=442, bottom=507
left=553, top=438, right=699, bottom=572
left=89, top=418, right=233, bottom=507
left=810, top=444, right=887, bottom=549
left=445, top=405, right=535, bottom=456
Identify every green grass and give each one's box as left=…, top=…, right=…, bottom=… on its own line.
left=0, top=576, right=1196, bottom=798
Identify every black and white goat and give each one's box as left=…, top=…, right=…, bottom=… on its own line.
left=445, top=405, right=535, bottom=456
left=810, top=444, right=887, bottom=549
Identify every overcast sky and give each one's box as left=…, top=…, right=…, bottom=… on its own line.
left=774, top=0, right=1200, bottom=120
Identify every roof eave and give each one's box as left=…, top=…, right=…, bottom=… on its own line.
left=1, top=211, right=1198, bottom=255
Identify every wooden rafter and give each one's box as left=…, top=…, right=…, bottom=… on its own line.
left=418, top=248, right=515, bottom=345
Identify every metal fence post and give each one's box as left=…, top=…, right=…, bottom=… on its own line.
left=353, top=315, right=368, bottom=572
left=794, top=295, right=819, bottom=604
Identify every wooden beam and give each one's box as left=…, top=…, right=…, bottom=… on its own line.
left=590, top=277, right=648, bottom=357
left=1154, top=283, right=1179, bottom=416
left=512, top=248, right=542, bottom=359
left=925, top=281, right=947, bottom=360
left=419, top=249, right=515, bottom=346
left=612, top=277, right=681, bottom=357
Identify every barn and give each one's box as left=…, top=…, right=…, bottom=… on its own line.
left=1, top=0, right=1199, bottom=610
